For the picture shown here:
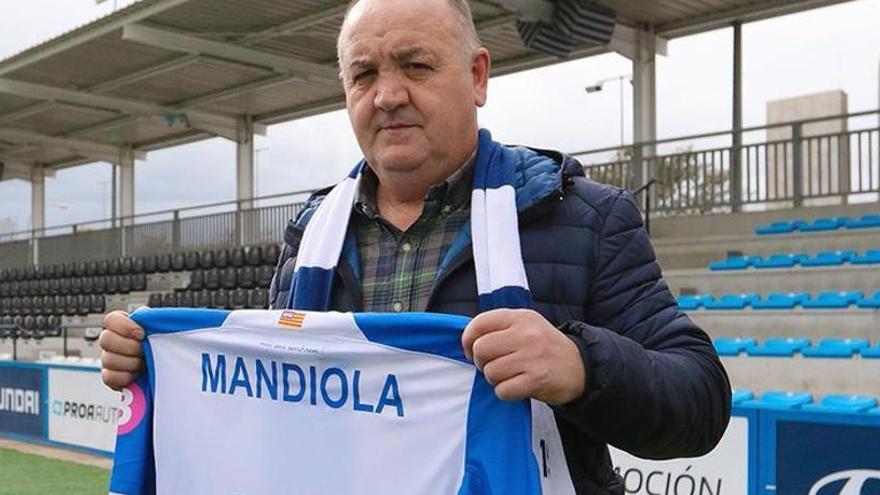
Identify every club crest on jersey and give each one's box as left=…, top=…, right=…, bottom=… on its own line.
left=278, top=310, right=306, bottom=329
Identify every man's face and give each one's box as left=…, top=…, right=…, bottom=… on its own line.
left=338, top=0, right=489, bottom=178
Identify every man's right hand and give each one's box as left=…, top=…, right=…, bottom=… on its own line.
left=100, top=310, right=145, bottom=391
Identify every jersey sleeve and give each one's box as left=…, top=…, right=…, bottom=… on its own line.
left=108, top=370, right=155, bottom=495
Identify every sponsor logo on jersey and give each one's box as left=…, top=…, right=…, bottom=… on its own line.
left=278, top=311, right=306, bottom=329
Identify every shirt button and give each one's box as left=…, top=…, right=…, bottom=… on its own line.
left=392, top=301, right=404, bottom=312
left=441, top=205, right=452, bottom=214
left=401, top=242, right=412, bottom=253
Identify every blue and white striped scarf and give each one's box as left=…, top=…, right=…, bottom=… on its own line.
left=287, top=129, right=532, bottom=314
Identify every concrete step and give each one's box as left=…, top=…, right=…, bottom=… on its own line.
left=722, top=355, right=880, bottom=398
left=654, top=228, right=880, bottom=270
left=665, top=264, right=880, bottom=295
left=687, top=308, right=880, bottom=340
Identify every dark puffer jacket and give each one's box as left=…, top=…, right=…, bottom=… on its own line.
left=268, top=144, right=731, bottom=494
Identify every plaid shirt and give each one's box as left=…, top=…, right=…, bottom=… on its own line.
left=354, top=158, right=474, bottom=313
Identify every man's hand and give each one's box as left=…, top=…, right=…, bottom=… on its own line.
left=99, top=311, right=145, bottom=391
left=461, top=309, right=586, bottom=406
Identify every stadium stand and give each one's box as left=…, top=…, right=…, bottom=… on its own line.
left=754, top=214, right=880, bottom=235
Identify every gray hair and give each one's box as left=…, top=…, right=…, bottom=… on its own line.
left=337, top=0, right=483, bottom=66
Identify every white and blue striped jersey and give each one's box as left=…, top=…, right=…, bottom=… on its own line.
left=109, top=308, right=571, bottom=495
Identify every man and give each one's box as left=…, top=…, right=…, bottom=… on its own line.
left=100, top=0, right=731, bottom=492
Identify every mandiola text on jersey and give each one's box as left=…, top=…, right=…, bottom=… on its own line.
left=199, top=352, right=405, bottom=417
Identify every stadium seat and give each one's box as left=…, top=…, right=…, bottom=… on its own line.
left=220, top=267, right=238, bottom=290
left=93, top=276, right=107, bottom=295
left=97, top=259, right=109, bottom=276
left=801, top=290, right=863, bottom=309
left=162, top=292, right=179, bottom=308
left=801, top=338, right=869, bottom=358
left=703, top=293, right=759, bottom=310
left=148, top=293, right=164, bottom=308
left=755, top=220, right=802, bottom=235
left=132, top=257, right=146, bottom=274
left=186, top=270, right=205, bottom=292
left=107, top=259, right=120, bottom=276
left=676, top=295, right=706, bottom=310
left=708, top=256, right=752, bottom=271
left=184, top=252, right=200, bottom=271
left=214, top=249, right=229, bottom=269
left=802, top=394, right=878, bottom=413
left=69, top=277, right=83, bottom=295
left=195, top=291, right=212, bottom=308
left=230, top=247, right=246, bottom=268
left=851, top=249, right=880, bottom=265
left=20, top=296, right=32, bottom=316
left=143, top=255, right=158, bottom=274
left=237, top=266, right=256, bottom=289
left=157, top=253, right=172, bottom=272
left=74, top=262, right=86, bottom=278
left=752, top=292, right=810, bottom=309
left=844, top=214, right=880, bottom=230
left=211, top=289, right=230, bottom=309
left=246, top=246, right=263, bottom=267
left=256, top=265, right=274, bottom=289
left=52, top=296, right=65, bottom=316
left=177, top=291, right=195, bottom=308
left=199, top=250, right=215, bottom=269
left=132, top=273, right=147, bottom=292
left=90, top=295, right=105, bottom=314
left=800, top=217, right=845, bottom=232
left=85, top=260, right=98, bottom=277
left=731, top=389, right=754, bottom=405
left=746, top=337, right=811, bottom=356
left=204, top=269, right=220, bottom=291
left=45, top=317, right=62, bottom=338
left=76, top=295, right=91, bottom=316
left=262, top=244, right=280, bottom=265
left=752, top=253, right=806, bottom=269
left=231, top=288, right=248, bottom=309
left=64, top=295, right=78, bottom=316
left=81, top=276, right=95, bottom=295
left=118, top=275, right=133, bottom=294
left=800, top=250, right=854, bottom=267
left=171, top=253, right=186, bottom=271
left=714, top=337, right=757, bottom=356
left=84, top=328, right=101, bottom=342
left=741, top=390, right=813, bottom=410
left=860, top=343, right=880, bottom=358
left=105, top=276, right=120, bottom=295
left=48, top=278, right=60, bottom=296
left=63, top=263, right=76, bottom=278
left=247, top=288, right=268, bottom=309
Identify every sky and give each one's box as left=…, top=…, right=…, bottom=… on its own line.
left=0, top=0, right=878, bottom=233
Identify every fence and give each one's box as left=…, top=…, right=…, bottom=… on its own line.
left=573, top=109, right=880, bottom=215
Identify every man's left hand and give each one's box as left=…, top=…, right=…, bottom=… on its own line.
left=461, top=309, right=586, bottom=406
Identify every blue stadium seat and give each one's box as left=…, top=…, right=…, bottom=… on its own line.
left=752, top=292, right=809, bottom=310
left=799, top=217, right=845, bottom=232
left=800, top=250, right=854, bottom=267
left=676, top=295, right=706, bottom=310
left=703, top=293, right=759, bottom=310
left=709, top=256, right=752, bottom=271
left=752, top=253, right=806, bottom=269
left=851, top=249, right=880, bottom=265
left=742, top=391, right=813, bottom=410
left=860, top=343, right=880, bottom=358
left=714, top=337, right=757, bottom=356
left=731, top=389, right=754, bottom=405
left=801, top=291, right=863, bottom=309
left=802, top=394, right=878, bottom=413
left=755, top=221, right=801, bottom=236
left=856, top=291, right=880, bottom=309
left=844, top=214, right=880, bottom=230
left=746, top=337, right=811, bottom=356
left=801, top=338, right=869, bottom=358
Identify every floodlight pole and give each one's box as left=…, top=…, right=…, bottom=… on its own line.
left=731, top=21, right=743, bottom=212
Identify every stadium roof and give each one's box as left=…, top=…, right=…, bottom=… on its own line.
left=0, top=0, right=851, bottom=179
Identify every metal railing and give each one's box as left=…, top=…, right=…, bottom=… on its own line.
left=573, top=109, right=880, bottom=216
left=0, top=189, right=315, bottom=269
left=1, top=109, right=878, bottom=269
left=630, top=178, right=656, bottom=235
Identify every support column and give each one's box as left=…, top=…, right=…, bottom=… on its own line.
left=731, top=21, right=743, bottom=212
left=632, top=28, right=658, bottom=191
left=30, top=166, right=45, bottom=266
left=236, top=117, right=255, bottom=211
left=119, top=148, right=135, bottom=225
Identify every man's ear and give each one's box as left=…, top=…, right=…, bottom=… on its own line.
left=471, top=48, right=491, bottom=107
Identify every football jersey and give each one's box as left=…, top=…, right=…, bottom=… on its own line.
left=109, top=308, right=569, bottom=495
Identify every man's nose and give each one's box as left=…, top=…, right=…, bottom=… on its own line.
left=373, top=72, right=409, bottom=112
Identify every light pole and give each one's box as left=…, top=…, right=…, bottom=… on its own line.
left=585, top=75, right=632, bottom=147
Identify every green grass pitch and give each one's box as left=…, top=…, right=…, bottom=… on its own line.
left=0, top=446, right=109, bottom=495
